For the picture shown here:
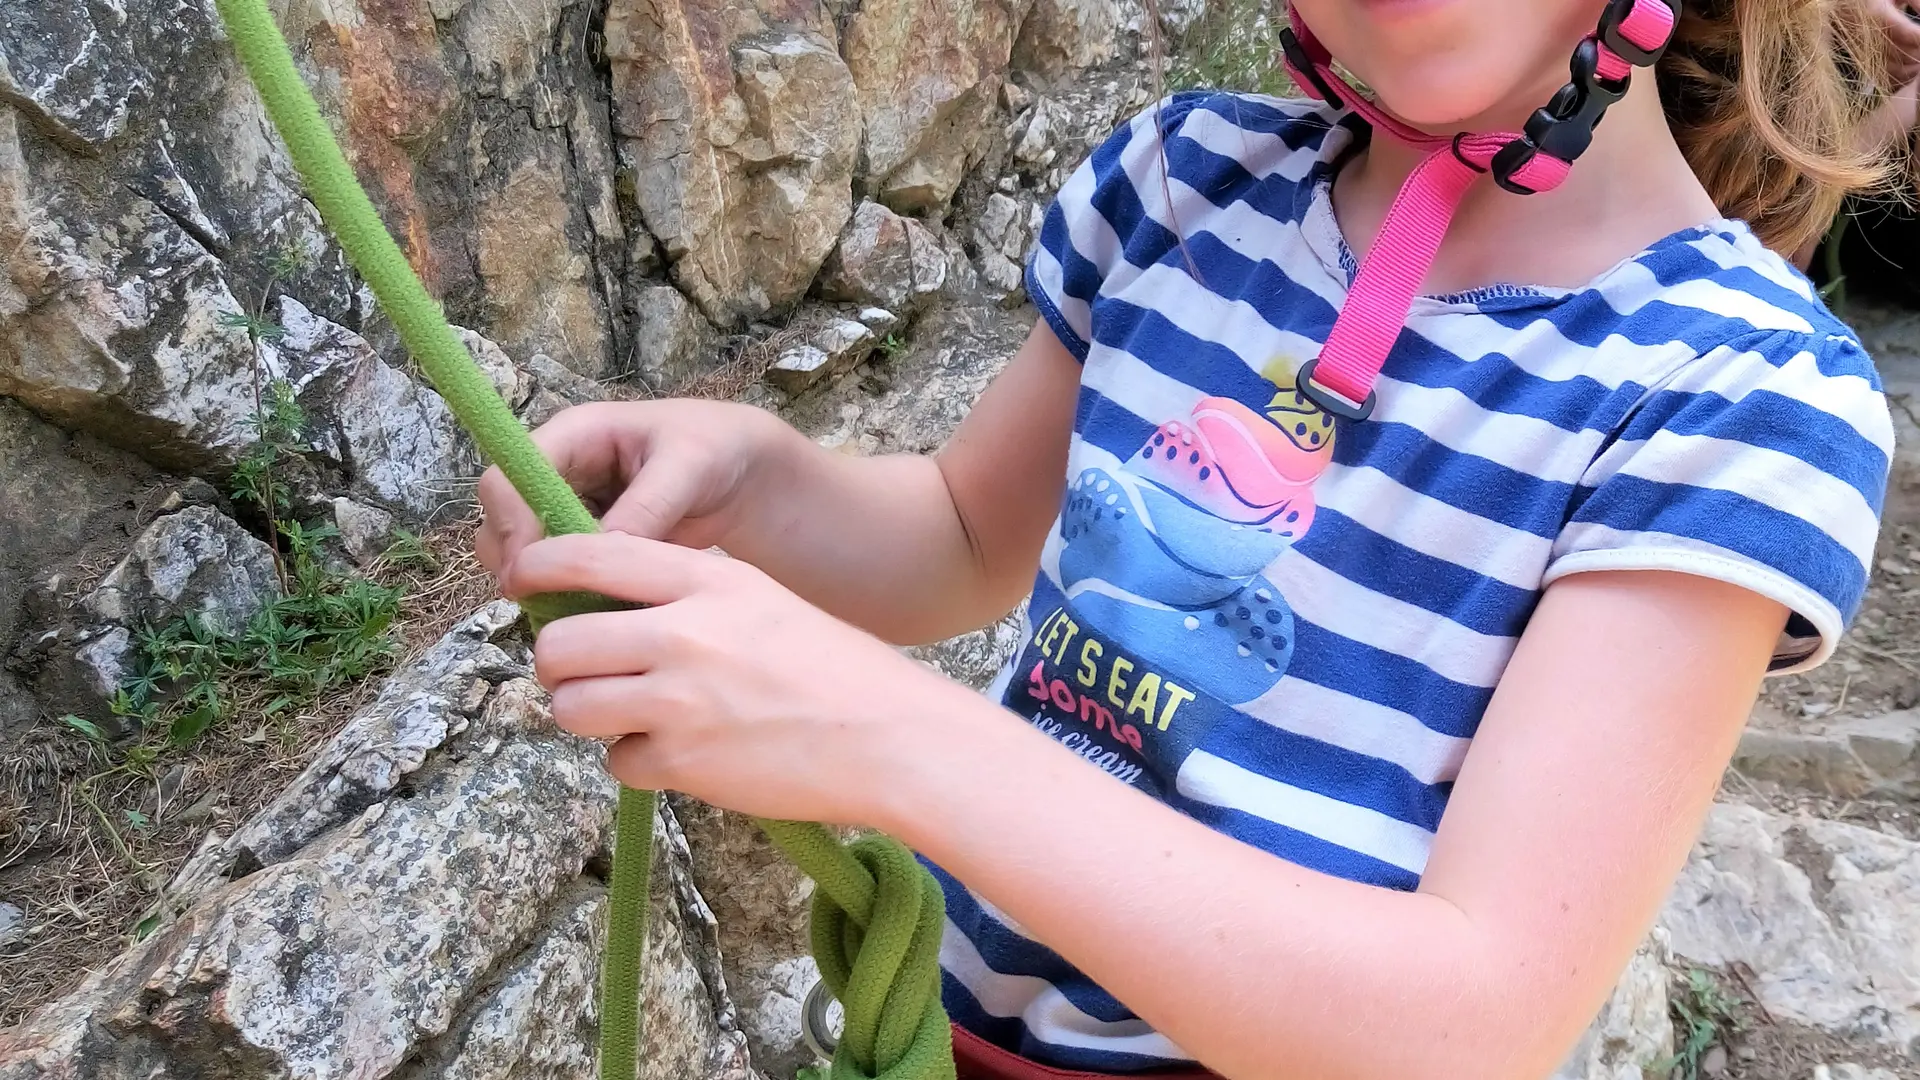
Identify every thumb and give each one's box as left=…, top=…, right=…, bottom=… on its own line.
left=599, top=453, right=712, bottom=541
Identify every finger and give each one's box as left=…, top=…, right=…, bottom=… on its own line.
left=605, top=733, right=672, bottom=792
left=600, top=450, right=711, bottom=541
left=476, top=465, right=542, bottom=574
left=533, top=609, right=671, bottom=689
left=550, top=675, right=667, bottom=740
left=504, top=532, right=732, bottom=607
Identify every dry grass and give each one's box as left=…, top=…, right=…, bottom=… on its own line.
left=661, top=320, right=820, bottom=403
left=0, top=517, right=498, bottom=1029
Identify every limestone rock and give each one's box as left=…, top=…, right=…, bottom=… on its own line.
left=608, top=2, right=861, bottom=326
left=819, top=202, right=949, bottom=314
left=262, top=297, right=475, bottom=517
left=1550, top=932, right=1675, bottom=1080
left=332, top=497, right=398, bottom=565
left=1733, top=710, right=1920, bottom=802
left=766, top=319, right=878, bottom=396
left=0, top=901, right=21, bottom=948
left=81, top=506, right=279, bottom=637
left=519, top=352, right=610, bottom=428
left=844, top=0, right=1033, bottom=212
left=1013, top=0, right=1122, bottom=79
left=1, top=604, right=758, bottom=1080
left=1660, top=802, right=1920, bottom=1051
left=632, top=284, right=722, bottom=391
left=455, top=326, right=533, bottom=411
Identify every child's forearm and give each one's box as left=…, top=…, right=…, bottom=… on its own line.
left=722, top=439, right=1022, bottom=643
left=880, top=707, right=1530, bottom=1080
left=718, top=322, right=1079, bottom=644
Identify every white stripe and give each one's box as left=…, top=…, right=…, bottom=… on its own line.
left=1312, top=463, right=1553, bottom=590
left=1410, top=307, right=1698, bottom=390
left=1269, top=548, right=1518, bottom=688
left=1175, top=103, right=1337, bottom=183
left=1593, top=259, right=1818, bottom=334
left=940, top=919, right=1191, bottom=1060
left=1658, top=342, right=1894, bottom=454
left=1239, top=676, right=1470, bottom=785
left=1597, top=430, right=1880, bottom=568
left=1685, top=230, right=1814, bottom=302
left=1078, top=345, right=1206, bottom=426
left=1114, top=260, right=1330, bottom=376
left=1374, top=375, right=1609, bottom=485
left=1028, top=242, right=1089, bottom=346
left=1177, top=750, right=1435, bottom=874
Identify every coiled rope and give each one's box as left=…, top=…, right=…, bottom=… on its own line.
left=208, top=2, right=955, bottom=1076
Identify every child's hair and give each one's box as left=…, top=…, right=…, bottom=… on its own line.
left=1660, top=0, right=1907, bottom=256
left=1143, top=0, right=1915, bottom=258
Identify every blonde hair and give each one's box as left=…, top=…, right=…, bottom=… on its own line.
left=1658, top=0, right=1907, bottom=256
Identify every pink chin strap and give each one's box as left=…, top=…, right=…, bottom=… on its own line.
left=1277, top=0, right=1681, bottom=420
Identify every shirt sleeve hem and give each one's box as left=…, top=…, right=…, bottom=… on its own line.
left=1540, top=548, right=1845, bottom=675
left=1025, top=256, right=1091, bottom=363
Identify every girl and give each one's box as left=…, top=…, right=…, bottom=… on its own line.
left=477, top=0, right=1902, bottom=1076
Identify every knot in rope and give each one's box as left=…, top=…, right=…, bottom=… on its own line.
left=764, top=826, right=955, bottom=1080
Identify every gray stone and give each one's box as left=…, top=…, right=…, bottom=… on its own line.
left=632, top=285, right=722, bottom=392
left=1814, top=1067, right=1902, bottom=1080
left=332, top=497, right=397, bottom=565
left=1660, top=802, right=1920, bottom=1051
left=818, top=201, right=948, bottom=314
left=81, top=506, right=279, bottom=637
left=1733, top=710, right=1920, bottom=802
left=0, top=901, right=23, bottom=947
left=2, top=604, right=756, bottom=1080
left=1550, top=932, right=1675, bottom=1080
left=263, top=297, right=475, bottom=518
left=454, top=326, right=532, bottom=411
left=766, top=320, right=877, bottom=396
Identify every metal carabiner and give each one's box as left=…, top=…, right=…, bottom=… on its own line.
left=801, top=978, right=842, bottom=1063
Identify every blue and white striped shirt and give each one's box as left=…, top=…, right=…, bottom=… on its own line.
left=928, top=92, right=1893, bottom=1072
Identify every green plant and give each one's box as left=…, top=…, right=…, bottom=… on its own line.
left=878, top=333, right=907, bottom=359
left=1166, top=0, right=1298, bottom=98
left=1656, top=968, right=1747, bottom=1080
left=232, top=379, right=307, bottom=520
left=379, top=528, right=436, bottom=569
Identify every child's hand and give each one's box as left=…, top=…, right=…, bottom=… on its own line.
left=475, top=400, right=792, bottom=579
left=502, top=531, right=976, bottom=826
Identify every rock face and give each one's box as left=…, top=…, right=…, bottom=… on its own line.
left=0, top=605, right=758, bottom=1080
left=1734, top=710, right=1920, bottom=803
left=1550, top=934, right=1675, bottom=1080
left=1661, top=802, right=1920, bottom=1052
left=80, top=506, right=279, bottom=637
left=264, top=297, right=475, bottom=517
left=1012, top=0, right=1122, bottom=79
left=819, top=201, right=949, bottom=315
left=845, top=0, right=1035, bottom=212
left=606, top=1, right=861, bottom=327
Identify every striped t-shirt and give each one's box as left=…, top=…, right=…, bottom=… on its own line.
left=928, top=92, right=1894, bottom=1072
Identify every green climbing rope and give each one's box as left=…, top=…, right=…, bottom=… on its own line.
left=209, top=2, right=954, bottom=1077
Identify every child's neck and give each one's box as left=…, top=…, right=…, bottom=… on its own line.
left=1330, top=70, right=1723, bottom=295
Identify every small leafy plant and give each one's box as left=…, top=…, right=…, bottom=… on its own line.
left=1166, top=0, right=1298, bottom=98
left=1656, top=968, right=1747, bottom=1080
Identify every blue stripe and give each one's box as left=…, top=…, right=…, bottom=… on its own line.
left=934, top=866, right=1139, bottom=1023
left=1173, top=794, right=1425, bottom=891
left=1571, top=477, right=1868, bottom=616
left=1284, top=618, right=1495, bottom=737
left=1621, top=387, right=1889, bottom=511
left=1200, top=709, right=1454, bottom=831
left=1028, top=257, right=1091, bottom=361
left=1294, top=508, right=1542, bottom=638
left=1334, top=420, right=1581, bottom=538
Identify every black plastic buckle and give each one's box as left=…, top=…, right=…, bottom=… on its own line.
left=1491, top=37, right=1635, bottom=194
left=1278, top=26, right=1345, bottom=110
left=1599, top=0, right=1681, bottom=68
left=1297, top=357, right=1375, bottom=422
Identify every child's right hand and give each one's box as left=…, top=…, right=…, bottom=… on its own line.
left=474, top=400, right=793, bottom=580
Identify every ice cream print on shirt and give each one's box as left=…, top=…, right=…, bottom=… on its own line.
left=1003, top=358, right=1336, bottom=798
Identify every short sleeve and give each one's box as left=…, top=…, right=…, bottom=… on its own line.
left=1543, top=331, right=1894, bottom=673
left=1024, top=94, right=1205, bottom=362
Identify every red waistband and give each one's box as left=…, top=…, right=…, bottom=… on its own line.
left=951, top=1024, right=1220, bottom=1080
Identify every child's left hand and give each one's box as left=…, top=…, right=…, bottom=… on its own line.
left=500, top=532, right=982, bottom=827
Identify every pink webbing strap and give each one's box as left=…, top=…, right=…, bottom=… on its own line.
left=1278, top=0, right=1676, bottom=416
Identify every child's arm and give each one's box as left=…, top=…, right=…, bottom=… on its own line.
left=477, top=321, right=1081, bottom=644
left=505, top=533, right=1782, bottom=1080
